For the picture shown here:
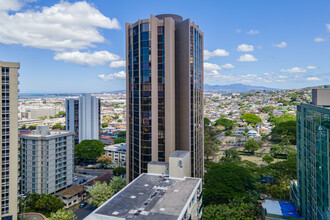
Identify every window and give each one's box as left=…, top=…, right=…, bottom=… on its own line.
left=140, top=23, right=149, bottom=32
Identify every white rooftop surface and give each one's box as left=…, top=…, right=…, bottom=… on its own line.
left=85, top=173, right=201, bottom=220
left=262, top=200, right=282, bottom=215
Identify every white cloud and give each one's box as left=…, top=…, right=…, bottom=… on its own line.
left=0, top=1, right=120, bottom=51
left=221, top=63, right=235, bottom=69
left=204, top=49, right=229, bottom=60
left=110, top=60, right=126, bottom=68
left=246, top=29, right=260, bottom=35
left=314, top=37, right=326, bottom=42
left=204, top=62, right=221, bottom=71
left=326, top=24, right=330, bottom=32
left=278, top=75, right=288, bottom=79
left=98, top=71, right=126, bottom=81
left=237, top=54, right=258, bottom=62
left=307, top=77, right=320, bottom=81
left=306, top=65, right=318, bottom=70
left=280, top=67, right=307, bottom=73
left=205, top=70, right=220, bottom=77
left=237, top=44, right=254, bottom=52
left=54, top=51, right=120, bottom=66
left=273, top=42, right=287, bottom=48
left=236, top=29, right=242, bottom=33
left=0, top=0, right=21, bottom=11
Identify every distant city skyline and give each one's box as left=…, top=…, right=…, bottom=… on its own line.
left=0, top=0, right=330, bottom=92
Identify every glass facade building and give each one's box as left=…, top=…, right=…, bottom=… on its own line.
left=126, top=14, right=204, bottom=182
left=297, top=100, right=330, bottom=219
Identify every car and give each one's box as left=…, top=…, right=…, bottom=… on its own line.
left=87, top=164, right=93, bottom=168
left=82, top=172, right=89, bottom=175
left=74, top=177, right=78, bottom=182
left=79, top=180, right=83, bottom=184
left=79, top=202, right=88, bottom=208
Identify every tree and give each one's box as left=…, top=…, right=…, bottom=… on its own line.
left=109, top=176, right=126, bottom=193
left=270, top=120, right=296, bottom=145
left=74, top=140, right=105, bottom=161
left=50, top=209, right=75, bottom=220
left=29, top=125, right=37, bottom=130
left=262, top=155, right=274, bottom=164
left=102, top=122, right=109, bottom=128
left=97, top=155, right=112, bottom=168
left=222, top=149, right=241, bottom=162
left=88, top=182, right=114, bottom=207
left=259, top=153, right=297, bottom=180
left=240, top=113, right=262, bottom=124
left=25, top=193, right=65, bottom=214
left=204, top=196, right=261, bottom=219
left=52, top=123, right=64, bottom=130
left=203, top=162, right=256, bottom=205
left=215, top=118, right=234, bottom=130
left=225, top=130, right=232, bottom=136
left=54, top=111, right=66, bottom=118
left=270, top=114, right=295, bottom=125
left=261, top=106, right=275, bottom=113
left=118, top=131, right=126, bottom=138
left=204, top=117, right=211, bottom=127
left=204, top=124, right=220, bottom=160
left=267, top=177, right=290, bottom=199
left=113, top=167, right=126, bottom=176
left=35, top=194, right=65, bottom=213
left=270, top=144, right=296, bottom=156
left=244, top=139, right=259, bottom=154
left=20, top=124, right=27, bottom=130
left=203, top=204, right=239, bottom=220
left=114, top=137, right=125, bottom=144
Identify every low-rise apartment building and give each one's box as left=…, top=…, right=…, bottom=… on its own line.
left=21, top=125, right=75, bottom=194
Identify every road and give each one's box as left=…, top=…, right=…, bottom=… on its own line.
left=72, top=174, right=94, bottom=185
left=75, top=167, right=113, bottom=176
left=74, top=203, right=96, bottom=220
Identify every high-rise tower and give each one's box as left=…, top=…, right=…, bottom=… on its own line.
left=295, top=88, right=330, bottom=220
left=0, top=61, right=19, bottom=220
left=126, top=14, right=204, bottom=182
left=66, top=94, right=100, bottom=145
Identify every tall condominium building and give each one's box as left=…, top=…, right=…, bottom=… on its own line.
left=21, top=125, right=75, bottom=194
left=126, top=14, right=204, bottom=182
left=0, top=61, right=19, bottom=220
left=66, top=94, right=100, bottom=145
left=295, top=87, right=330, bottom=219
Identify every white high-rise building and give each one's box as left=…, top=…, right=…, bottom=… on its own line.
left=66, top=94, right=100, bottom=145
left=21, top=125, right=75, bottom=194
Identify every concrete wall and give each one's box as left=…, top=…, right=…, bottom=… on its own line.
left=0, top=61, right=19, bottom=219
left=312, top=88, right=330, bottom=106
left=169, top=151, right=191, bottom=178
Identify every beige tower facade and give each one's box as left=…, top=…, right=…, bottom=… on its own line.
left=0, top=61, right=19, bottom=220
left=126, top=14, right=204, bottom=182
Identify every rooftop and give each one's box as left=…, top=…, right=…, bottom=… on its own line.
left=56, top=185, right=86, bottom=199
left=21, top=125, right=73, bottom=138
left=85, top=173, right=113, bottom=186
left=262, top=200, right=303, bottom=219
left=104, top=143, right=126, bottom=151
left=169, top=150, right=189, bottom=158
left=85, top=173, right=201, bottom=220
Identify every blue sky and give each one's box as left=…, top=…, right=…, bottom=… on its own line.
left=0, top=0, right=329, bottom=92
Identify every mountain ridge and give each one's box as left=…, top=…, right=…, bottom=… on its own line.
left=204, top=83, right=279, bottom=93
